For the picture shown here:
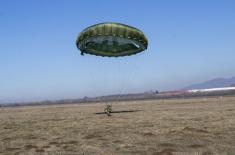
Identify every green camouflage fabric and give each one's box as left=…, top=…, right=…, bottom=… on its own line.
left=76, top=22, right=148, bottom=57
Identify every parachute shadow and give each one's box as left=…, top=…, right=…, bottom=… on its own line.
left=94, top=110, right=142, bottom=115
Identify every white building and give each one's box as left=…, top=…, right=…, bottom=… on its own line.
left=187, top=87, right=235, bottom=93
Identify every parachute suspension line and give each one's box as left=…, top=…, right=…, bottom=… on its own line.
left=102, top=63, right=112, bottom=117
left=117, top=58, right=122, bottom=106
left=115, top=59, right=120, bottom=114
left=76, top=22, right=148, bottom=116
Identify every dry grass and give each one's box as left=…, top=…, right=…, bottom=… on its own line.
left=0, top=96, right=235, bottom=155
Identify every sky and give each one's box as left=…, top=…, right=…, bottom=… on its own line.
left=0, top=0, right=235, bottom=103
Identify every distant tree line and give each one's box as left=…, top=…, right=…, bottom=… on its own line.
left=1, top=90, right=235, bottom=108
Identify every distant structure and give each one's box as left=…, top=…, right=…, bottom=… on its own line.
left=231, top=84, right=235, bottom=87
left=187, top=87, right=235, bottom=93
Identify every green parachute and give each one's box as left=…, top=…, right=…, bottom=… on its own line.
left=76, top=22, right=148, bottom=57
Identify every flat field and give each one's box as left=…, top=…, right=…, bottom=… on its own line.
left=0, top=96, right=235, bottom=155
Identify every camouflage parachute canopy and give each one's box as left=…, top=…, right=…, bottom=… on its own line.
left=76, top=22, right=148, bottom=57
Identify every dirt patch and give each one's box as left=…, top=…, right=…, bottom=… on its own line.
left=42, top=145, right=51, bottom=149
left=202, top=151, right=214, bottom=155
left=83, top=133, right=102, bottom=139
left=143, top=132, right=155, bottom=136
left=35, top=148, right=45, bottom=152
left=159, top=143, right=175, bottom=147
left=5, top=147, right=20, bottom=151
left=152, top=148, right=175, bottom=155
left=183, top=127, right=208, bottom=133
left=49, top=141, right=59, bottom=145
left=60, top=140, right=78, bottom=145
left=189, top=144, right=204, bottom=148
left=24, top=144, right=38, bottom=150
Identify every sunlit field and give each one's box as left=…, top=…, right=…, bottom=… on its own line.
left=0, top=96, right=235, bottom=155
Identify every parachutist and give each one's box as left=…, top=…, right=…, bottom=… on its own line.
left=104, top=104, right=112, bottom=116
left=76, top=22, right=148, bottom=115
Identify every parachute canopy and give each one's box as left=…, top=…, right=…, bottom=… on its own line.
left=76, top=22, right=148, bottom=57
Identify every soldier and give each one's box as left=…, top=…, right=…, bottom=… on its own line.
left=104, top=104, right=112, bottom=116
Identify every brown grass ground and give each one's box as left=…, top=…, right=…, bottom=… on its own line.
left=0, top=96, right=235, bottom=155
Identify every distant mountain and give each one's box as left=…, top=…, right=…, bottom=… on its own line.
left=183, top=77, right=235, bottom=90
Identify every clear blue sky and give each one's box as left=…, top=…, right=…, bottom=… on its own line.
left=0, top=0, right=235, bottom=103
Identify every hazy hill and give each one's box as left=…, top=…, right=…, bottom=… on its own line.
left=184, top=77, right=235, bottom=90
